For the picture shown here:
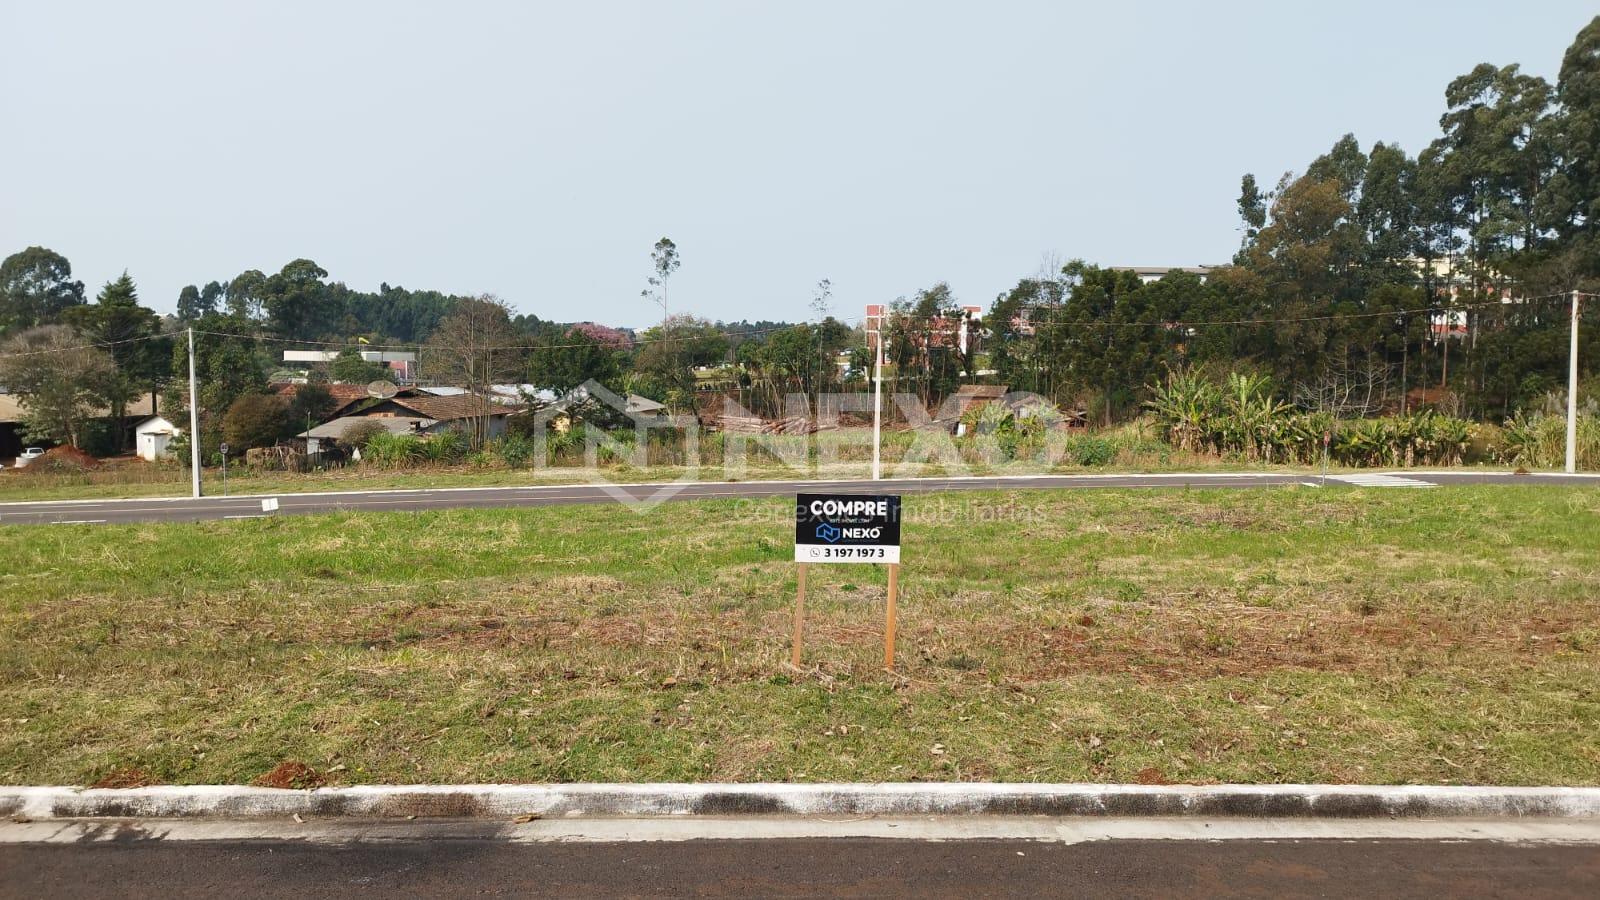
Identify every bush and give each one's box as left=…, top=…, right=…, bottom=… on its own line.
left=1145, top=368, right=1474, bottom=467
left=363, top=432, right=421, bottom=468
left=339, top=419, right=387, bottom=451
left=1064, top=435, right=1116, bottom=466
left=1501, top=411, right=1600, bottom=469
left=417, top=430, right=466, bottom=464
left=222, top=393, right=290, bottom=451
left=497, top=434, right=534, bottom=468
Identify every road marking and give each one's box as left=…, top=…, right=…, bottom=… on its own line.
left=223, top=515, right=264, bottom=520
left=1329, top=474, right=1435, bottom=488
left=50, top=519, right=107, bottom=525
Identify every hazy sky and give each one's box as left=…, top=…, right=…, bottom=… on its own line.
left=3, top=1, right=1594, bottom=328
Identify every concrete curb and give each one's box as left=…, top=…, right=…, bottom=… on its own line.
left=5, top=784, right=1600, bottom=821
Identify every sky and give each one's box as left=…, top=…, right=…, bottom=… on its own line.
left=2, top=1, right=1596, bottom=329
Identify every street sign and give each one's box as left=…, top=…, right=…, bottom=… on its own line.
left=790, top=493, right=904, bottom=671
left=794, top=494, right=901, bottom=564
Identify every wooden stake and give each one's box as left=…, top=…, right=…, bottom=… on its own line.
left=884, top=562, right=899, bottom=670
left=792, top=563, right=808, bottom=667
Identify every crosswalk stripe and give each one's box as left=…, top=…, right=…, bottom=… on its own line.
left=1329, top=474, right=1435, bottom=488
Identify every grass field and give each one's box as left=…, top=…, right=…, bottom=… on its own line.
left=0, top=425, right=1315, bottom=503
left=2, top=485, right=1597, bottom=787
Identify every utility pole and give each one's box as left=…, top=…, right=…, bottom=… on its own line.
left=186, top=328, right=202, bottom=498
left=1567, top=290, right=1581, bottom=475
left=871, top=319, right=884, bottom=481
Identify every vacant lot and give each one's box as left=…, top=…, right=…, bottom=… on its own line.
left=1, top=486, right=1597, bottom=787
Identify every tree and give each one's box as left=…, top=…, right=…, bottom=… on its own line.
left=1237, top=174, right=1269, bottom=245
left=177, top=283, right=220, bottom=321
left=263, top=259, right=332, bottom=339
left=64, top=273, right=169, bottom=448
left=222, top=393, right=291, bottom=450
left=633, top=314, right=727, bottom=408
left=0, top=247, right=86, bottom=336
left=168, top=313, right=268, bottom=460
left=331, top=347, right=391, bottom=384
left=641, top=237, right=681, bottom=319
left=1548, top=16, right=1600, bottom=281
left=527, top=327, right=622, bottom=393
left=225, top=269, right=268, bottom=319
left=0, top=325, right=116, bottom=447
left=423, top=295, right=524, bottom=446
left=285, top=383, right=337, bottom=436
left=1423, top=63, right=1556, bottom=277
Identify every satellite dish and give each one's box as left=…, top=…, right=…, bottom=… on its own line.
left=367, top=380, right=399, bottom=399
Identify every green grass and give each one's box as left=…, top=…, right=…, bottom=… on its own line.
left=1, top=485, right=1597, bottom=787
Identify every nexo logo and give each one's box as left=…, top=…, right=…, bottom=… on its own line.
left=815, top=523, right=842, bottom=543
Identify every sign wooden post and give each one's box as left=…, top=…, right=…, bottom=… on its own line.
left=792, top=563, right=808, bottom=667
left=885, top=562, right=898, bottom=669
left=792, top=493, right=903, bottom=670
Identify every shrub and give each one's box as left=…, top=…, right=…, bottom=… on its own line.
left=363, top=432, right=421, bottom=468
left=1064, top=434, right=1115, bottom=467
left=1500, top=411, right=1600, bottom=469
left=497, top=434, right=534, bottom=468
left=418, top=430, right=466, bottom=464
left=339, top=419, right=387, bottom=451
left=222, top=393, right=290, bottom=450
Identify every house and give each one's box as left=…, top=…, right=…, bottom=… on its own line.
left=133, top=416, right=181, bottom=461
left=273, top=382, right=383, bottom=421
left=297, top=415, right=434, bottom=459
left=333, top=392, right=519, bottom=440
left=626, top=394, right=667, bottom=421
left=950, top=384, right=1009, bottom=419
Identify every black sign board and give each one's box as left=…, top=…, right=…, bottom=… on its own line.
left=794, top=493, right=902, bottom=564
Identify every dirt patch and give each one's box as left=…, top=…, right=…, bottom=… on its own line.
left=1134, top=766, right=1172, bottom=785
left=23, top=446, right=102, bottom=473
left=253, top=761, right=326, bottom=790
left=89, top=767, right=154, bottom=789
left=544, top=575, right=626, bottom=595
left=990, top=602, right=1600, bottom=682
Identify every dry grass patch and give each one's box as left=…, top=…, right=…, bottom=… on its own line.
left=1, top=485, right=1596, bottom=786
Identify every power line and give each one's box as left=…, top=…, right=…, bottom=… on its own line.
left=0, top=331, right=171, bottom=361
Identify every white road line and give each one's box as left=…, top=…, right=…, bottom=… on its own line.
left=1329, top=474, right=1435, bottom=488
left=50, top=519, right=107, bottom=525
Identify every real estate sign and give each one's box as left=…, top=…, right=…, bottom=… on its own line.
left=794, top=494, right=902, bottom=564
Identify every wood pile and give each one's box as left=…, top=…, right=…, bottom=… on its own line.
left=245, top=445, right=305, bottom=470
left=717, top=415, right=840, bottom=435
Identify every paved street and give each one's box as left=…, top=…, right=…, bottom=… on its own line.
left=1, top=470, right=1594, bottom=526
left=5, top=833, right=1598, bottom=898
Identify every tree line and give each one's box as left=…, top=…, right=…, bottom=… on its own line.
left=3, top=17, right=1599, bottom=456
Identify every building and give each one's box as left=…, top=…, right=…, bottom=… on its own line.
left=0, top=390, right=160, bottom=460
left=281, top=349, right=417, bottom=382
left=298, top=415, right=434, bottom=459
left=133, top=416, right=181, bottom=461
left=1109, top=266, right=1220, bottom=284
left=865, top=303, right=985, bottom=355
left=317, top=392, right=519, bottom=440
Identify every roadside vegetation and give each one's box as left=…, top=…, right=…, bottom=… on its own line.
left=1, top=485, right=1595, bottom=787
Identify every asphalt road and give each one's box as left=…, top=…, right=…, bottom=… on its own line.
left=0, top=470, right=1593, bottom=526
left=5, top=836, right=1598, bottom=898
